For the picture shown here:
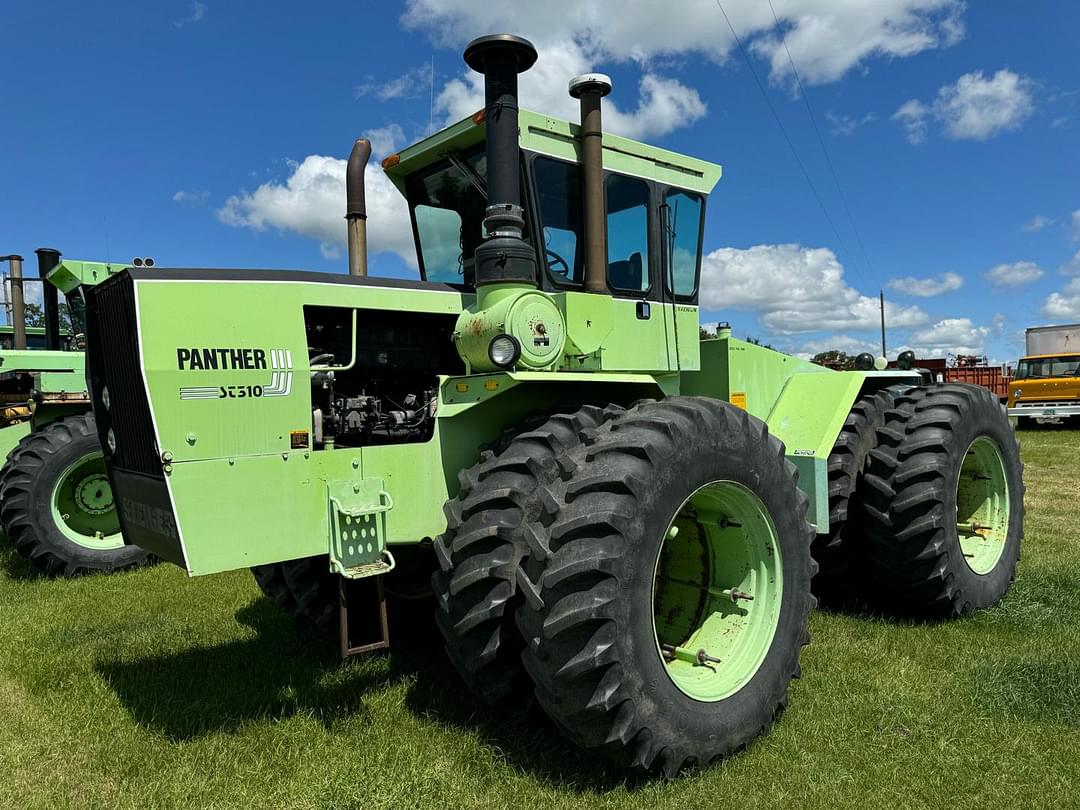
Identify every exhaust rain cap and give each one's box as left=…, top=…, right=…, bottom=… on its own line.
left=569, top=73, right=612, bottom=99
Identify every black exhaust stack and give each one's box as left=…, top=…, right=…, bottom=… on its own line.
left=463, top=34, right=538, bottom=288
left=35, top=248, right=62, bottom=350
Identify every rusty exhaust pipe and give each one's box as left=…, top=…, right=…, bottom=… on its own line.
left=1, top=255, right=27, bottom=350
left=570, top=73, right=612, bottom=295
left=346, top=138, right=372, bottom=277
left=35, top=248, right=62, bottom=350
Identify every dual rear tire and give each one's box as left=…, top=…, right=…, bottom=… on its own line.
left=814, top=383, right=1023, bottom=617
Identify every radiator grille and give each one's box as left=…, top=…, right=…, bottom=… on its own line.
left=86, top=274, right=162, bottom=477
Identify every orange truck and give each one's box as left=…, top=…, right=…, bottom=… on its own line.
left=1008, top=324, right=1080, bottom=427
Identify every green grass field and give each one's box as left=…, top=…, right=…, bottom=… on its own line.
left=1, top=429, right=1078, bottom=809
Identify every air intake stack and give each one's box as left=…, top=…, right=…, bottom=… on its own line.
left=463, top=33, right=538, bottom=288
left=35, top=247, right=63, bottom=350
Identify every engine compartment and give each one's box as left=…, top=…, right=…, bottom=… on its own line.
left=304, top=306, right=463, bottom=448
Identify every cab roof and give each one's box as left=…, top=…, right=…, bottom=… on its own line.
left=382, top=109, right=722, bottom=197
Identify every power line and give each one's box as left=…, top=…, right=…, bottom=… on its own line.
left=713, top=0, right=862, bottom=283
left=766, top=0, right=876, bottom=280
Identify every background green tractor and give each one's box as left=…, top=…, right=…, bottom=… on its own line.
left=0, top=250, right=155, bottom=576
left=83, top=34, right=1023, bottom=777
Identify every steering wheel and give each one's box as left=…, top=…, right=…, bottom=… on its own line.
left=545, top=249, right=570, bottom=277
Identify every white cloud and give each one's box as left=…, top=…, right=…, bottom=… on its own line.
left=1042, top=277, right=1080, bottom=320
left=173, top=1, right=205, bottom=28
left=984, top=260, right=1044, bottom=287
left=1060, top=250, right=1080, bottom=276
left=405, top=0, right=964, bottom=138
left=354, top=65, right=433, bottom=102
left=405, top=0, right=964, bottom=87
left=893, top=99, right=930, bottom=144
left=434, top=39, right=705, bottom=140
left=172, top=189, right=209, bottom=204
left=1022, top=215, right=1053, bottom=233
left=364, top=124, right=406, bottom=159
left=905, top=317, right=990, bottom=356
left=1072, top=209, right=1080, bottom=241
left=887, top=271, right=963, bottom=297
left=218, top=148, right=415, bottom=266
left=894, top=69, right=1035, bottom=144
left=699, top=243, right=928, bottom=334
left=825, top=110, right=877, bottom=136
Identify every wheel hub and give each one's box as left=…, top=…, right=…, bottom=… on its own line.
left=74, top=473, right=114, bottom=516
left=51, top=452, right=123, bottom=551
left=956, top=436, right=1010, bottom=575
left=652, top=480, right=783, bottom=702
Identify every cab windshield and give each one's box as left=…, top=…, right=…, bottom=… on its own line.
left=1015, top=355, right=1080, bottom=379
left=408, top=150, right=488, bottom=286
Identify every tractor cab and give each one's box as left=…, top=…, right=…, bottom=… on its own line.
left=384, top=110, right=718, bottom=301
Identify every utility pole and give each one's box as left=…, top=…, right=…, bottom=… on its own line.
left=879, top=289, right=887, bottom=358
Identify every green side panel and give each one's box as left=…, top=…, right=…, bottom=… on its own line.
left=681, top=334, right=918, bottom=531
left=766, top=372, right=866, bottom=531
left=134, top=279, right=469, bottom=464
left=46, top=260, right=129, bottom=294
left=554, top=295, right=700, bottom=373
left=0, top=421, right=30, bottom=461
left=0, top=349, right=82, bottom=376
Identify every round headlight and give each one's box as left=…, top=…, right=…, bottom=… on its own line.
left=106, top=428, right=117, bottom=455
left=101, top=386, right=111, bottom=411
left=1013, top=388, right=1022, bottom=398
left=488, top=334, right=521, bottom=368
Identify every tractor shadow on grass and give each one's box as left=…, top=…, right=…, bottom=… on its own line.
left=0, top=543, right=40, bottom=580
left=96, top=594, right=638, bottom=792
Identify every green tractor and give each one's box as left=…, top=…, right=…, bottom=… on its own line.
left=83, top=35, right=1023, bottom=776
left=0, top=250, right=155, bottom=576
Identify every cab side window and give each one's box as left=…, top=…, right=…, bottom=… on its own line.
left=664, top=189, right=704, bottom=298
left=533, top=157, right=585, bottom=284
left=606, top=175, right=650, bottom=294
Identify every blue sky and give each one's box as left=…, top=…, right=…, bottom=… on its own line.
left=2, top=1, right=1079, bottom=362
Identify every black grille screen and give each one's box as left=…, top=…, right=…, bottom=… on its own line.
left=86, top=273, right=162, bottom=477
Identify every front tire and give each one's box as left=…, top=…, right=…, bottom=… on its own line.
left=432, top=405, right=610, bottom=707
left=0, top=413, right=153, bottom=577
left=516, top=398, right=813, bottom=777
left=862, top=384, right=1024, bottom=617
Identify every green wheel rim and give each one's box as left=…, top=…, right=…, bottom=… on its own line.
left=652, top=480, right=783, bottom=702
left=956, top=436, right=1010, bottom=575
left=50, top=452, right=123, bottom=551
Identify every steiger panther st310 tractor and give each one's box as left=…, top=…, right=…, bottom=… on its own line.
left=85, top=35, right=1023, bottom=776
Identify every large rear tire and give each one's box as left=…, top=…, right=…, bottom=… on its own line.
left=432, top=405, right=611, bottom=707
left=516, top=398, right=813, bottom=777
left=251, top=556, right=336, bottom=631
left=862, top=384, right=1024, bottom=617
left=0, top=413, right=154, bottom=577
left=812, top=387, right=900, bottom=605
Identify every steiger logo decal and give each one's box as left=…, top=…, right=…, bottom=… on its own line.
left=177, top=347, right=293, bottom=401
